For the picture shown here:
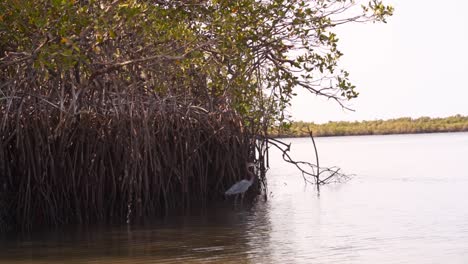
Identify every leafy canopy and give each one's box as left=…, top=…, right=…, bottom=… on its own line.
left=0, top=0, right=393, bottom=128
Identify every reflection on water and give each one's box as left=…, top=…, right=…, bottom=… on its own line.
left=1, top=132, right=468, bottom=263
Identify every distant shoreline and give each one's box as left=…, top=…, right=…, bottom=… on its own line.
left=274, top=129, right=468, bottom=138
left=271, top=115, right=468, bottom=138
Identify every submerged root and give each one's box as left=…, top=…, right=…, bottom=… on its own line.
left=0, top=95, right=259, bottom=231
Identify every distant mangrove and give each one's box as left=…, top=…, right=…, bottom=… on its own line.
left=272, top=115, right=468, bottom=137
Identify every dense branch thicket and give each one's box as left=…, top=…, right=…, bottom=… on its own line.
left=0, top=97, right=257, bottom=231
left=0, top=0, right=392, bottom=231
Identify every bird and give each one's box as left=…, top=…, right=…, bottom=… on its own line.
left=225, top=162, right=256, bottom=203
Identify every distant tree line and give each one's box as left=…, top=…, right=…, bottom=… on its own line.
left=273, top=115, right=468, bottom=137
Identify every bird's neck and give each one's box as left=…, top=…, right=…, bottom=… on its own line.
left=247, top=169, right=255, bottom=182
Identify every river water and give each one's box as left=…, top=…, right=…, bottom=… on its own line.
left=1, top=132, right=468, bottom=263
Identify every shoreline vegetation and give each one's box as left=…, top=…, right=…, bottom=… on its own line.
left=272, top=115, right=468, bottom=138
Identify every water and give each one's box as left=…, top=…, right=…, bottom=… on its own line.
left=1, top=132, right=468, bottom=263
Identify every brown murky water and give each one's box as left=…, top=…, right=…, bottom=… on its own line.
left=1, top=132, right=468, bottom=263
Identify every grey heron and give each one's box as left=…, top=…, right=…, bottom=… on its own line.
left=225, top=162, right=256, bottom=203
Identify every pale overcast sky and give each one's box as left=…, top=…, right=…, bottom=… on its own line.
left=290, top=0, right=468, bottom=123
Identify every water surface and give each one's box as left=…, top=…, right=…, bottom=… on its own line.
left=1, top=132, right=468, bottom=263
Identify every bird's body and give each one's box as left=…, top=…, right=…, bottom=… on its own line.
left=225, top=163, right=256, bottom=198
left=225, top=178, right=254, bottom=195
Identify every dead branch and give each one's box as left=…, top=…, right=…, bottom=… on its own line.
left=263, top=133, right=351, bottom=191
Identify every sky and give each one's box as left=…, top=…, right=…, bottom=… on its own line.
left=290, top=0, right=468, bottom=123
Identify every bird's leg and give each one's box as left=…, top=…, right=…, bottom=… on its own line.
left=241, top=193, right=244, bottom=206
